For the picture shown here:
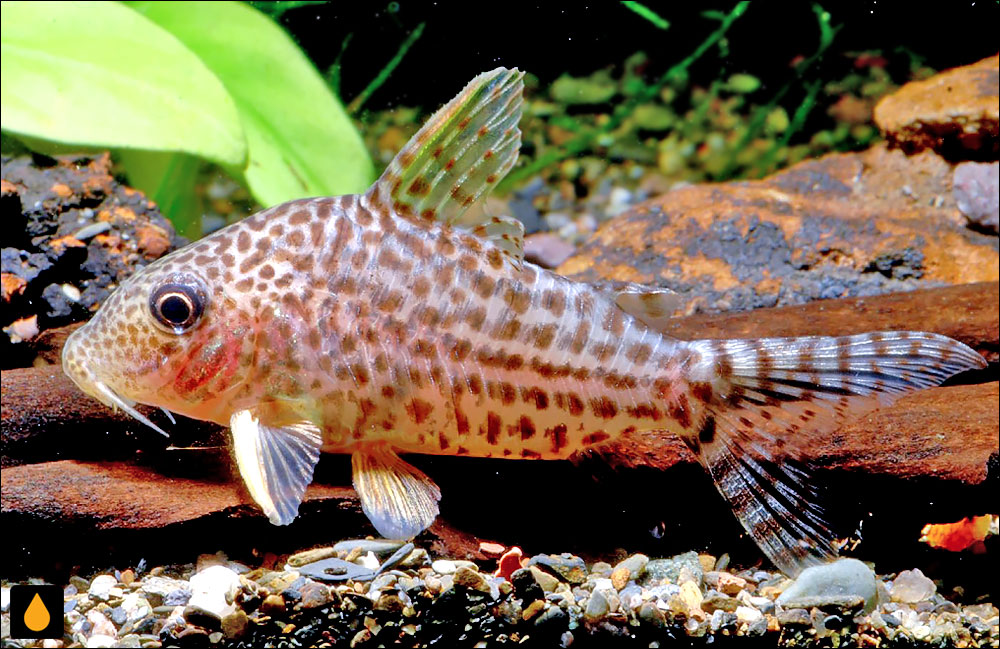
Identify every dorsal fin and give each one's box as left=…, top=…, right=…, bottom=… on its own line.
left=365, top=68, right=525, bottom=261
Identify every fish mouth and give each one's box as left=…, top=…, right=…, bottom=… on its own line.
left=61, top=335, right=171, bottom=438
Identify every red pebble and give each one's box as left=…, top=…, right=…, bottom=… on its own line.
left=479, top=541, right=506, bottom=558
left=493, top=546, right=524, bottom=580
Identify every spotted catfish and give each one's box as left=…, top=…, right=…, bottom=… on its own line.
left=62, top=68, right=986, bottom=576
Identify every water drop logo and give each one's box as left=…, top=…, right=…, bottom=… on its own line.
left=10, top=584, right=62, bottom=639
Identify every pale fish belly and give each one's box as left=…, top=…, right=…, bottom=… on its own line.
left=242, top=194, right=690, bottom=460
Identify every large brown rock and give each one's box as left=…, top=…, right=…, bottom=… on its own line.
left=874, top=54, right=999, bottom=158
left=558, top=145, right=998, bottom=313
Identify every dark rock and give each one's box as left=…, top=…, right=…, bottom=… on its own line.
left=559, top=146, right=998, bottom=313
left=534, top=604, right=568, bottom=630
left=875, top=55, right=999, bottom=158
left=527, top=553, right=588, bottom=584
left=510, top=568, right=544, bottom=602
left=1, top=153, right=179, bottom=369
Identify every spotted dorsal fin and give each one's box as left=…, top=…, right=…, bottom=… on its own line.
left=365, top=67, right=525, bottom=262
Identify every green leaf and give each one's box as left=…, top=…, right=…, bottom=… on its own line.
left=0, top=0, right=246, bottom=166
left=128, top=1, right=375, bottom=207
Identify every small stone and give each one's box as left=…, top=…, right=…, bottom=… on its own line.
left=643, top=551, right=703, bottom=587
left=528, top=566, right=560, bottom=593
left=261, top=594, right=286, bottom=616
left=776, top=558, right=878, bottom=614
left=776, top=607, right=812, bottom=626
left=431, top=559, right=458, bottom=574
left=638, top=600, right=666, bottom=627
left=673, top=580, right=703, bottom=616
left=610, top=566, right=631, bottom=591
left=120, top=569, right=135, bottom=586
left=697, top=555, right=716, bottom=573
left=221, top=610, right=248, bottom=640
left=522, top=599, right=546, bottom=621
left=88, top=575, right=118, bottom=601
left=702, top=591, right=739, bottom=613
left=196, top=551, right=228, bottom=573
left=299, top=580, right=332, bottom=608
left=535, top=605, right=568, bottom=629
left=453, top=566, right=491, bottom=594
left=584, top=590, right=610, bottom=621
left=890, top=568, right=937, bottom=603
left=717, top=572, right=748, bottom=596
left=590, top=562, right=612, bottom=578
left=524, top=233, right=577, bottom=269
left=86, top=635, right=117, bottom=648
left=527, top=553, right=588, bottom=584
left=612, top=554, right=649, bottom=582
left=954, top=161, right=999, bottom=234
left=138, top=576, right=190, bottom=606
left=86, top=609, right=117, bottom=638
left=510, top=568, right=544, bottom=602
left=479, top=541, right=506, bottom=557
left=374, top=594, right=404, bottom=613
left=187, top=565, right=241, bottom=619
left=493, top=546, right=523, bottom=580
left=163, top=589, right=190, bottom=606
left=736, top=605, right=763, bottom=624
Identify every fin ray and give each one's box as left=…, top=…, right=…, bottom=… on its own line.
left=230, top=409, right=322, bottom=526
left=683, top=331, right=985, bottom=576
left=352, top=445, right=441, bottom=540
left=366, top=67, right=524, bottom=231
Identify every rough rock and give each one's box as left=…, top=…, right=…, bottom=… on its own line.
left=874, top=55, right=999, bottom=158
left=559, top=145, right=998, bottom=313
left=776, top=558, right=878, bottom=614
left=1, top=153, right=180, bottom=369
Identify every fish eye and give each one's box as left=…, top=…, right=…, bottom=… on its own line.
left=150, top=282, right=205, bottom=333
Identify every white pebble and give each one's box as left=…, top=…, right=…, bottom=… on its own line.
left=88, top=574, right=117, bottom=601
left=736, top=605, right=762, bottom=624
left=187, top=565, right=241, bottom=619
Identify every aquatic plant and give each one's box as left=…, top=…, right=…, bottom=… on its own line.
left=0, top=0, right=373, bottom=237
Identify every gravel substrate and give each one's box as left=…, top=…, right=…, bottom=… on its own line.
left=2, top=542, right=996, bottom=648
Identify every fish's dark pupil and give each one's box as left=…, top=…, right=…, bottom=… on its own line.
left=160, top=294, right=191, bottom=324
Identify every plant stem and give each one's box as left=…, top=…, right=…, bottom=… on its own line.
left=715, top=3, right=840, bottom=180
left=347, top=22, right=425, bottom=114
left=497, top=1, right=750, bottom=192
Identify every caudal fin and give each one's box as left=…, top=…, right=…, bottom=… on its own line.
left=683, top=331, right=986, bottom=576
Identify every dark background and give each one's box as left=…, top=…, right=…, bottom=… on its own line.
left=275, top=2, right=1000, bottom=109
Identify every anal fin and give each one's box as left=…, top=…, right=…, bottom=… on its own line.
left=230, top=409, right=322, bottom=526
left=352, top=445, right=442, bottom=540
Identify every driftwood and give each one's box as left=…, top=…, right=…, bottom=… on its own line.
left=1, top=282, right=997, bottom=573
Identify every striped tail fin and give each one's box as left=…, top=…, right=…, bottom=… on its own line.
left=682, top=331, right=986, bottom=576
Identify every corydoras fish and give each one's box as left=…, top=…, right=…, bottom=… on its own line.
left=62, top=68, right=986, bottom=576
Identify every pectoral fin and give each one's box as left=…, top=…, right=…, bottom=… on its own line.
left=352, top=445, right=442, bottom=540
left=230, top=409, right=322, bottom=526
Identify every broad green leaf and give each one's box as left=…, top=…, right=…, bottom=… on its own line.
left=0, top=0, right=246, bottom=166
left=118, top=150, right=203, bottom=239
left=128, top=1, right=375, bottom=207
